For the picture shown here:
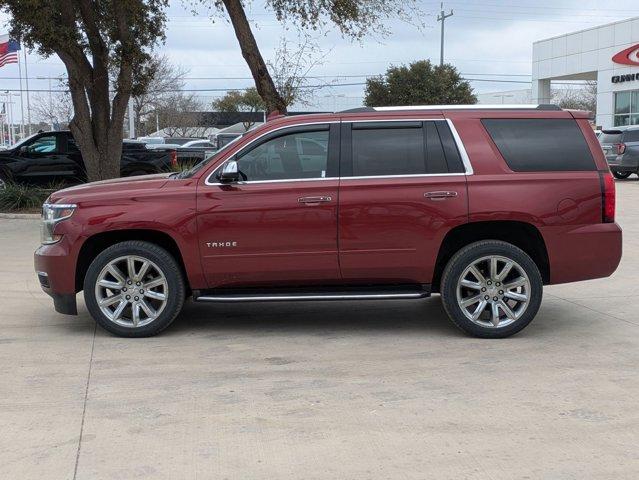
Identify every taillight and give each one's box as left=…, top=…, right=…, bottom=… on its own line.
left=601, top=171, right=616, bottom=223
left=170, top=150, right=178, bottom=167
left=616, top=143, right=626, bottom=154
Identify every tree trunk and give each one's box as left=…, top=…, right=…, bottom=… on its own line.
left=222, top=0, right=287, bottom=116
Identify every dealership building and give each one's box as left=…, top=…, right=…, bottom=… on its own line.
left=532, top=17, right=639, bottom=128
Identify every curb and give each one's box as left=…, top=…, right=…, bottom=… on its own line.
left=0, top=212, right=40, bottom=220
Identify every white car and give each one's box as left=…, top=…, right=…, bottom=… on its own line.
left=180, top=139, right=215, bottom=149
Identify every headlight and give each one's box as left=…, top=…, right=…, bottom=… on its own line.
left=41, top=203, right=77, bottom=245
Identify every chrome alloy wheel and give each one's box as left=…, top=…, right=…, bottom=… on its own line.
left=456, top=255, right=531, bottom=328
left=95, top=255, right=168, bottom=328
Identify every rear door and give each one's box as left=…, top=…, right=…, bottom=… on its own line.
left=337, top=119, right=469, bottom=285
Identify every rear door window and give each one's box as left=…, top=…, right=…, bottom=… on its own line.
left=345, top=121, right=465, bottom=177
left=482, top=118, right=596, bottom=172
left=351, top=124, right=425, bottom=176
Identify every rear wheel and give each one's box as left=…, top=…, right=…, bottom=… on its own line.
left=83, top=241, right=185, bottom=337
left=612, top=171, right=632, bottom=179
left=440, top=240, right=543, bottom=338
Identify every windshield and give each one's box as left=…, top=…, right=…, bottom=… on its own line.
left=9, top=132, right=41, bottom=149
left=177, top=135, right=244, bottom=179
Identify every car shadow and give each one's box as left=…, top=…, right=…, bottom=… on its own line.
left=52, top=293, right=584, bottom=339
left=165, top=295, right=463, bottom=337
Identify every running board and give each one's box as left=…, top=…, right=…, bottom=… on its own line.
left=193, top=285, right=430, bottom=303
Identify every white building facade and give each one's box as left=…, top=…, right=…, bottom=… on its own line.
left=533, top=17, right=639, bottom=129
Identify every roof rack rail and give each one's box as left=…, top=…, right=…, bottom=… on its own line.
left=339, top=107, right=376, bottom=113
left=339, top=104, right=563, bottom=112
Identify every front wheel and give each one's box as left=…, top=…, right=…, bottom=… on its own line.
left=612, top=171, right=632, bottom=179
left=83, top=241, right=185, bottom=337
left=440, top=240, right=543, bottom=338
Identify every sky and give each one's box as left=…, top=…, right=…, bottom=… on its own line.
left=2, top=0, right=639, bottom=117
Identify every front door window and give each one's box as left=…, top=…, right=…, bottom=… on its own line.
left=235, top=130, right=329, bottom=181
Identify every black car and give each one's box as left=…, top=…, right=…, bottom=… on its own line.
left=0, top=131, right=177, bottom=188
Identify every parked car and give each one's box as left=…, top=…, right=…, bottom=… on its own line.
left=599, top=125, right=639, bottom=179
left=180, top=139, right=215, bottom=149
left=34, top=105, right=622, bottom=338
left=138, top=136, right=202, bottom=146
left=0, top=131, right=178, bottom=188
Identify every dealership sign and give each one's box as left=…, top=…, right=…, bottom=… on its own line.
left=612, top=44, right=639, bottom=66
left=611, top=45, right=639, bottom=83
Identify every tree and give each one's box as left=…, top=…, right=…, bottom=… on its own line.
left=202, top=0, right=421, bottom=115
left=1, top=0, right=168, bottom=181
left=31, top=91, right=74, bottom=129
left=364, top=60, right=476, bottom=107
left=156, top=93, right=207, bottom=137
left=556, top=81, right=597, bottom=115
left=133, top=54, right=189, bottom=136
left=267, top=35, right=327, bottom=109
left=213, top=87, right=265, bottom=129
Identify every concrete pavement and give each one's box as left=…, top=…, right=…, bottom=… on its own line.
left=1, top=181, right=639, bottom=479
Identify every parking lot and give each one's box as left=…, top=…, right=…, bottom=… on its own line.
left=0, top=180, right=638, bottom=479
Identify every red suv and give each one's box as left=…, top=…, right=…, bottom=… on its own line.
left=34, top=105, right=622, bottom=338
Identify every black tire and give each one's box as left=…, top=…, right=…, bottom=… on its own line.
left=612, top=170, right=632, bottom=179
left=440, top=240, right=543, bottom=338
left=83, top=241, right=185, bottom=337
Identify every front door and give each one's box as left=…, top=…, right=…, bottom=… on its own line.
left=197, top=124, right=341, bottom=288
left=14, top=133, right=80, bottom=186
left=338, top=119, right=469, bottom=285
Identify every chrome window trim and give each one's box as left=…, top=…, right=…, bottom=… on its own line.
left=343, top=173, right=466, bottom=180
left=446, top=118, right=474, bottom=175
left=204, top=118, right=473, bottom=185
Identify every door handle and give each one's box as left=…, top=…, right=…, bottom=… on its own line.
left=424, top=191, right=458, bottom=200
left=298, top=196, right=332, bottom=204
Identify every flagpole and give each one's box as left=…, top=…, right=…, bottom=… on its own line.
left=0, top=103, right=5, bottom=147
left=23, top=48, right=31, bottom=136
left=17, top=49, right=25, bottom=139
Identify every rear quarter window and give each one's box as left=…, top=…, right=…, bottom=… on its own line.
left=482, top=118, right=596, bottom=172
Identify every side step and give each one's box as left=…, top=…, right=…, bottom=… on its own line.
left=193, top=285, right=430, bottom=303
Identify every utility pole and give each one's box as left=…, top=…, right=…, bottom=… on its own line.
left=437, top=2, right=454, bottom=67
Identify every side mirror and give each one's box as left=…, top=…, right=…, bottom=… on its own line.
left=19, top=146, right=28, bottom=154
left=217, top=160, right=240, bottom=183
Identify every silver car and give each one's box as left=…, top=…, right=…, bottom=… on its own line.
left=600, top=126, right=639, bottom=179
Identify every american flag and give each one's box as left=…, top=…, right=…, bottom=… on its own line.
left=0, top=34, right=20, bottom=68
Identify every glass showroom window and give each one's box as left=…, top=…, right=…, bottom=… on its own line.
left=614, top=90, right=639, bottom=126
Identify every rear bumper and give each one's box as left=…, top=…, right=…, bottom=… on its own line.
left=607, top=154, right=639, bottom=171
left=543, top=222, right=622, bottom=285
left=34, top=240, right=78, bottom=315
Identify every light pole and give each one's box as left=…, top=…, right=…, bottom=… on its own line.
left=4, top=91, right=20, bottom=145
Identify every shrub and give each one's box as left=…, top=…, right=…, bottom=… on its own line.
left=0, top=182, right=64, bottom=212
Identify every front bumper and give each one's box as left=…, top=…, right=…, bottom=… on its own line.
left=34, top=241, right=78, bottom=315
